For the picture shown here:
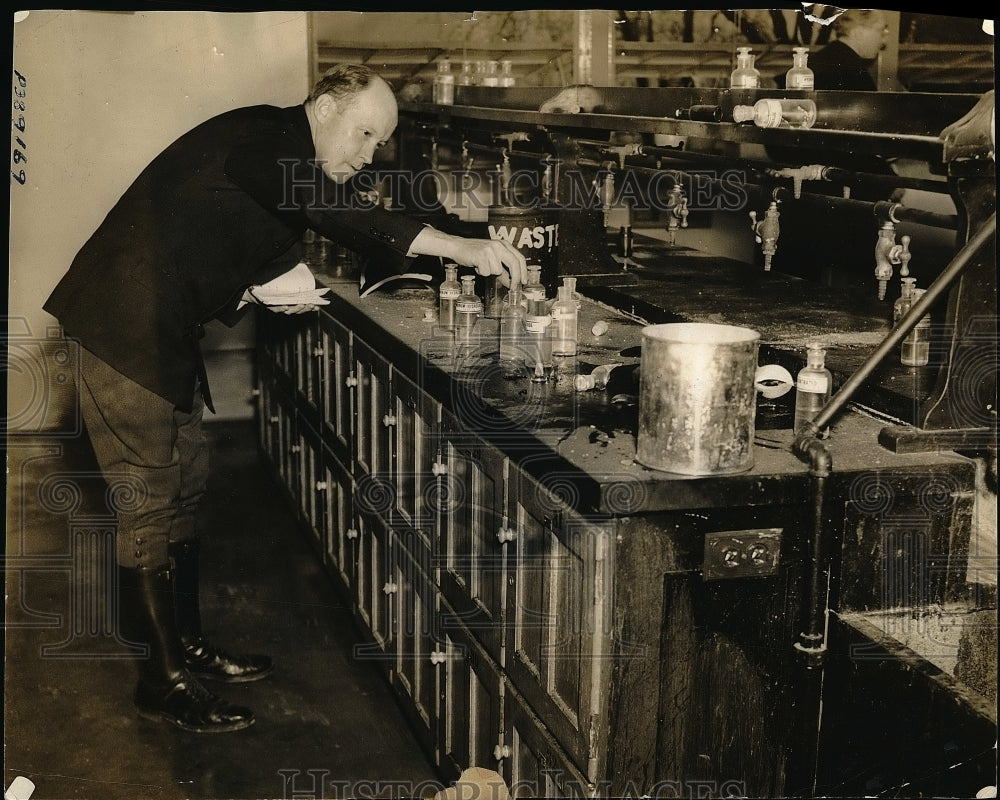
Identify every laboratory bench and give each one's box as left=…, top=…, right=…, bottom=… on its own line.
left=255, top=86, right=995, bottom=798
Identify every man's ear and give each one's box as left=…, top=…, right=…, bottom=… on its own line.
left=313, top=93, right=338, bottom=122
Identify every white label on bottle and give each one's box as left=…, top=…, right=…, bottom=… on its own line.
left=797, top=374, right=829, bottom=393
left=755, top=99, right=785, bottom=128
left=525, top=317, right=550, bottom=332
left=440, top=287, right=460, bottom=299
left=788, top=75, right=814, bottom=89
left=456, top=300, right=482, bottom=313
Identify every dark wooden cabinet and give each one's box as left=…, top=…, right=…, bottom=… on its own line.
left=256, top=277, right=989, bottom=797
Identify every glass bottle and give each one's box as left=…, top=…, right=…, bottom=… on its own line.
left=433, top=59, right=455, bottom=106
left=898, top=283, right=931, bottom=367
left=458, top=61, right=475, bottom=87
left=499, top=59, right=516, bottom=88
left=499, top=287, right=527, bottom=376
left=730, top=47, right=760, bottom=89
left=733, top=98, right=817, bottom=129
left=675, top=104, right=723, bottom=122
left=482, top=60, right=500, bottom=87
left=455, top=275, right=483, bottom=354
left=574, top=362, right=621, bottom=391
left=522, top=265, right=546, bottom=308
left=794, top=343, right=833, bottom=438
left=550, top=283, right=579, bottom=357
left=438, top=263, right=461, bottom=330
left=786, top=47, right=815, bottom=90
left=524, top=297, right=552, bottom=382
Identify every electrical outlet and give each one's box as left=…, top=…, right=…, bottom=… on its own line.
left=703, top=528, right=782, bottom=580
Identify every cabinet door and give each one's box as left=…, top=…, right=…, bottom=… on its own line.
left=390, top=369, right=441, bottom=563
left=502, top=681, right=594, bottom=799
left=297, top=417, right=325, bottom=557
left=391, top=541, right=446, bottom=761
left=296, top=313, right=323, bottom=427
left=321, top=446, right=357, bottom=599
left=318, top=313, right=353, bottom=466
left=437, top=408, right=508, bottom=664
left=257, top=375, right=281, bottom=474
left=354, top=507, right=397, bottom=672
left=438, top=604, right=505, bottom=781
left=352, top=336, right=392, bottom=480
left=505, top=466, right=612, bottom=782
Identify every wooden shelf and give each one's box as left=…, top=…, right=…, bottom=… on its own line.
left=315, top=39, right=993, bottom=93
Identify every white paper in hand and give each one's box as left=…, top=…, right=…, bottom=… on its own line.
left=241, top=262, right=331, bottom=308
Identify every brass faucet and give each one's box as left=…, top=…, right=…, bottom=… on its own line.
left=874, top=221, right=912, bottom=300
left=749, top=201, right=780, bottom=270
left=665, top=184, right=689, bottom=246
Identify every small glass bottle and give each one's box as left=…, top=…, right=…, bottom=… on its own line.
left=794, top=343, right=833, bottom=438
left=455, top=274, right=483, bottom=353
left=574, top=362, right=621, bottom=391
left=524, top=297, right=552, bottom=382
left=550, top=283, right=579, bottom=357
left=522, top=265, right=546, bottom=308
left=433, top=59, right=455, bottom=105
left=675, top=104, right=723, bottom=122
left=499, top=286, right=527, bottom=376
left=499, top=59, right=515, bottom=88
left=458, top=61, right=475, bottom=87
left=438, top=263, right=461, bottom=330
left=786, top=47, right=815, bottom=90
left=482, top=60, right=500, bottom=87
left=730, top=47, right=760, bottom=89
left=900, top=286, right=931, bottom=367
left=733, top=98, right=817, bottom=129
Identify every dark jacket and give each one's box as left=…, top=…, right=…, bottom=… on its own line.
left=44, top=103, right=426, bottom=411
left=808, top=39, right=878, bottom=91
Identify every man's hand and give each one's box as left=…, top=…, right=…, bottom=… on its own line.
left=408, top=228, right=528, bottom=287
left=269, top=304, right=322, bottom=315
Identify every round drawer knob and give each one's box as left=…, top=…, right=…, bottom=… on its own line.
left=497, top=527, right=516, bottom=544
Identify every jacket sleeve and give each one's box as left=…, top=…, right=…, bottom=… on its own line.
left=223, top=123, right=429, bottom=274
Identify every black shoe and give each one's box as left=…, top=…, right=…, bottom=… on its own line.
left=135, top=674, right=255, bottom=733
left=170, top=539, right=274, bottom=683
left=183, top=636, right=274, bottom=683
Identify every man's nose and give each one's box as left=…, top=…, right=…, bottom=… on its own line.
left=361, top=142, right=378, bottom=164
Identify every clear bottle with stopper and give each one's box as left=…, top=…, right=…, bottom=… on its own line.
left=734, top=98, right=817, bottom=129
left=482, top=60, right=500, bottom=87
left=794, top=343, right=833, bottom=438
left=499, top=59, right=515, bottom=88
left=438, top=263, right=461, bottom=330
left=433, top=58, right=455, bottom=105
left=550, top=279, right=579, bottom=357
left=499, top=285, right=527, bottom=376
left=730, top=47, right=760, bottom=89
left=894, top=278, right=931, bottom=367
left=455, top=274, right=483, bottom=354
left=786, top=47, right=814, bottom=89
left=522, top=264, right=546, bottom=308
left=458, top=61, right=475, bottom=87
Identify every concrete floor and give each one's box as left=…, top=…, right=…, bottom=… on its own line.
left=5, top=421, right=441, bottom=800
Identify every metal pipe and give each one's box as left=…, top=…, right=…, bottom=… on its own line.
left=799, top=212, right=996, bottom=437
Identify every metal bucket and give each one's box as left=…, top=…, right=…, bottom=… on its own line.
left=636, top=323, right=761, bottom=475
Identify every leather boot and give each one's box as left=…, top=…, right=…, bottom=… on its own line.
left=170, top=539, right=273, bottom=683
left=119, top=564, right=255, bottom=733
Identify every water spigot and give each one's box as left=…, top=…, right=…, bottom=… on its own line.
left=749, top=201, right=780, bottom=270
left=603, top=141, right=642, bottom=170
left=665, top=185, right=689, bottom=246
left=493, top=131, right=530, bottom=152
left=874, top=221, right=912, bottom=299
left=769, top=164, right=825, bottom=199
